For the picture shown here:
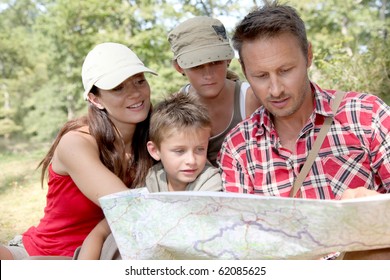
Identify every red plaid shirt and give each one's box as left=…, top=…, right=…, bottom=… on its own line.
left=218, top=83, right=390, bottom=199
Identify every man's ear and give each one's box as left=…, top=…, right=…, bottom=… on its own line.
left=306, top=42, right=313, bottom=68
left=147, top=141, right=161, bottom=161
left=87, top=93, right=105, bottom=110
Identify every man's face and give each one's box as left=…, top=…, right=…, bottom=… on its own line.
left=240, top=33, right=313, bottom=120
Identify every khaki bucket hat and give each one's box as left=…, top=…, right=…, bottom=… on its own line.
left=168, top=16, right=234, bottom=69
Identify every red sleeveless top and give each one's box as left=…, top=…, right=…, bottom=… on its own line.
left=22, top=164, right=104, bottom=257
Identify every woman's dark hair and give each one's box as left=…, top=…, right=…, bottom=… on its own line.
left=38, top=86, right=153, bottom=189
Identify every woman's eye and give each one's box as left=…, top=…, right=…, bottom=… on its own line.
left=112, top=85, right=124, bottom=91
left=136, top=79, right=146, bottom=85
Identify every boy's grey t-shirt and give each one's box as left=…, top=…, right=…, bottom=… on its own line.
left=145, top=162, right=223, bottom=192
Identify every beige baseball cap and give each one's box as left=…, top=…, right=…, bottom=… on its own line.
left=168, top=16, right=234, bottom=69
left=81, top=42, right=157, bottom=100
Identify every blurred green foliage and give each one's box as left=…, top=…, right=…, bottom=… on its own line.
left=0, top=0, right=388, bottom=145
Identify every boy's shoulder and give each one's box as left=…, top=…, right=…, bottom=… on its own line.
left=187, top=162, right=222, bottom=192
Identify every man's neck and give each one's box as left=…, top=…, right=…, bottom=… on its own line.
left=273, top=92, right=314, bottom=152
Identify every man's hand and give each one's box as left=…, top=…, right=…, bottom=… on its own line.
left=340, top=187, right=389, bottom=259
left=340, top=187, right=380, bottom=200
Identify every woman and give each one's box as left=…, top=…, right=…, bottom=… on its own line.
left=168, top=16, right=262, bottom=166
left=0, top=42, right=157, bottom=259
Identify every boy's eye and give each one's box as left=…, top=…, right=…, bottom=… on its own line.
left=211, top=61, right=223, bottom=66
left=192, top=65, right=202, bottom=70
left=196, top=147, right=206, bottom=153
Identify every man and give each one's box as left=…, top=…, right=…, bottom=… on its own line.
left=218, top=1, right=390, bottom=259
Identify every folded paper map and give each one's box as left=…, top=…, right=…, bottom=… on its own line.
left=99, top=189, right=390, bottom=259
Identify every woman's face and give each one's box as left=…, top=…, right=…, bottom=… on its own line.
left=94, top=73, right=151, bottom=129
left=182, top=60, right=230, bottom=99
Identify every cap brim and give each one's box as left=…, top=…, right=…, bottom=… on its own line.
left=176, top=44, right=234, bottom=69
left=83, top=65, right=157, bottom=100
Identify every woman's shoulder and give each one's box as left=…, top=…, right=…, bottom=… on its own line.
left=60, top=126, right=93, bottom=144
left=52, top=125, right=98, bottom=176
left=56, top=126, right=99, bottom=157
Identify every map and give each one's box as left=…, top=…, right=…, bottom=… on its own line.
left=99, top=189, right=390, bottom=260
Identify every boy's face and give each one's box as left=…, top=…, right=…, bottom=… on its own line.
left=147, top=127, right=211, bottom=191
left=176, top=60, right=230, bottom=99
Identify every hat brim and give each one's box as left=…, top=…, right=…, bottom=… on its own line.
left=176, top=44, right=234, bottom=69
left=83, top=65, right=157, bottom=100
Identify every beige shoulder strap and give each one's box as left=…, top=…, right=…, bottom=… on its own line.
left=289, top=91, right=345, bottom=198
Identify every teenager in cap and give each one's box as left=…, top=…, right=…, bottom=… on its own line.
left=168, top=16, right=262, bottom=166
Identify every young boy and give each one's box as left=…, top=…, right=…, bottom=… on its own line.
left=77, top=93, right=222, bottom=259
left=146, top=93, right=222, bottom=192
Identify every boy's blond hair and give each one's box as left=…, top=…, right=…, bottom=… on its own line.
left=150, top=93, right=211, bottom=148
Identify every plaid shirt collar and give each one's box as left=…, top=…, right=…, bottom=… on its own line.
left=258, top=82, right=336, bottom=137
